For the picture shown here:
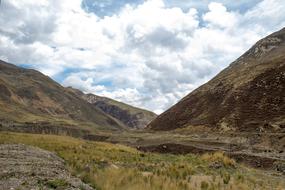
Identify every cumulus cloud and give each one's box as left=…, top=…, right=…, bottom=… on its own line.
left=0, top=0, right=284, bottom=114
left=63, top=74, right=106, bottom=92
left=203, top=2, right=239, bottom=28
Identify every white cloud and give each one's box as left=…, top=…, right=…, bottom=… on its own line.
left=0, top=0, right=284, bottom=114
left=63, top=74, right=107, bottom=92
left=203, top=2, right=239, bottom=28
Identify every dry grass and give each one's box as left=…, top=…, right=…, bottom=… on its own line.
left=201, top=152, right=236, bottom=168
left=0, top=132, right=284, bottom=190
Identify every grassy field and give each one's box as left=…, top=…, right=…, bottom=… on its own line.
left=0, top=132, right=284, bottom=190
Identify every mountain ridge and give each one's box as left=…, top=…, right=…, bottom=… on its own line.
left=82, top=93, right=157, bottom=129
left=148, top=27, right=285, bottom=132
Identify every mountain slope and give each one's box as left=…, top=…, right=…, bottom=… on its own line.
left=82, top=93, right=157, bottom=129
left=148, top=27, right=285, bottom=132
left=0, top=60, right=125, bottom=131
left=0, top=60, right=155, bottom=132
left=66, top=87, right=157, bottom=129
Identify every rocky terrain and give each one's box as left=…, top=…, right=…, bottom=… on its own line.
left=0, top=144, right=94, bottom=190
left=148, top=27, right=285, bottom=132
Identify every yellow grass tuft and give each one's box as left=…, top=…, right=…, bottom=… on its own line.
left=202, top=152, right=236, bottom=168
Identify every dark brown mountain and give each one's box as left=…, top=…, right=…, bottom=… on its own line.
left=148, top=27, right=285, bottom=132
left=0, top=60, right=154, bottom=133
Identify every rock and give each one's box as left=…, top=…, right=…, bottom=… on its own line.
left=0, top=144, right=95, bottom=190
left=274, top=161, right=285, bottom=174
left=209, top=161, right=223, bottom=169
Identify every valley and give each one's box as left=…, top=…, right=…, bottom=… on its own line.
left=1, top=119, right=284, bottom=173
left=0, top=17, right=284, bottom=190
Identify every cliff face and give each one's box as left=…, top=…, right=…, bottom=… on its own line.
left=148, top=28, right=285, bottom=132
left=81, top=93, right=157, bottom=129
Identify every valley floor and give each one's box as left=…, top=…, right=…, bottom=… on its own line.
left=109, top=129, right=285, bottom=170
left=0, top=132, right=284, bottom=190
left=2, top=120, right=284, bottom=172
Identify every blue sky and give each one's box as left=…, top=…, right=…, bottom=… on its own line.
left=81, top=0, right=261, bottom=17
left=82, top=0, right=144, bottom=17
left=0, top=0, right=285, bottom=113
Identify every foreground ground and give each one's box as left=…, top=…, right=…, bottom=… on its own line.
left=0, top=132, right=284, bottom=190
left=2, top=120, right=284, bottom=171
left=0, top=144, right=94, bottom=190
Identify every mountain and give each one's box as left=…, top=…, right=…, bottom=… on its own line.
left=0, top=60, right=154, bottom=133
left=0, top=60, right=124, bottom=131
left=66, top=87, right=157, bottom=129
left=82, top=94, right=157, bottom=129
left=148, top=27, right=285, bottom=132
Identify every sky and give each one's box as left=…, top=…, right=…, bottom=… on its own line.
left=0, top=0, right=284, bottom=114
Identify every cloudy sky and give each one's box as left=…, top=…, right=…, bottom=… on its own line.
left=0, top=0, right=284, bottom=113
